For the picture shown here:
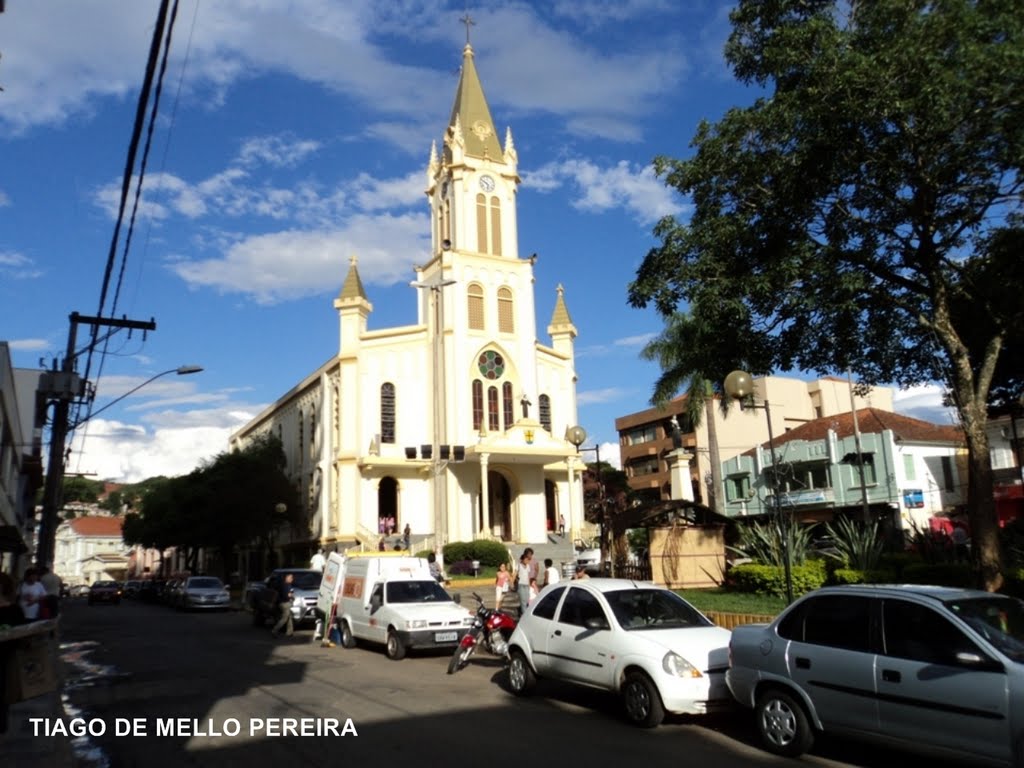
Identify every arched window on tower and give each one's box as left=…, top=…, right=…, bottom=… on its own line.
left=539, top=394, right=551, bottom=432
left=502, top=382, right=514, bottom=428
left=380, top=383, right=396, bottom=444
left=497, top=287, right=514, bottom=333
left=490, top=195, right=502, bottom=255
left=488, top=386, right=500, bottom=432
left=472, top=380, right=484, bottom=431
left=475, top=193, right=503, bottom=256
left=468, top=283, right=485, bottom=330
left=476, top=193, right=488, bottom=254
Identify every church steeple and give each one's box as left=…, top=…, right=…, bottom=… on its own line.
left=446, top=43, right=503, bottom=161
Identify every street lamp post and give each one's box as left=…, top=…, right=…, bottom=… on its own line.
left=723, top=370, right=794, bottom=604
left=411, top=276, right=456, bottom=566
left=566, top=426, right=610, bottom=575
left=35, top=364, right=203, bottom=569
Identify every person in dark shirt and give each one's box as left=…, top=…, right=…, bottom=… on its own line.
left=0, top=572, right=27, bottom=627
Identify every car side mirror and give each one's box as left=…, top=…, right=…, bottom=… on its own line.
left=955, top=651, right=1003, bottom=672
left=584, top=617, right=609, bottom=631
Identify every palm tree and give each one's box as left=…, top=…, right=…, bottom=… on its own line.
left=640, top=312, right=735, bottom=515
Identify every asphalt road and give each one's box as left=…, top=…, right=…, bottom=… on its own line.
left=51, top=598, right=974, bottom=768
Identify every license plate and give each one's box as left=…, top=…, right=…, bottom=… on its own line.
left=434, top=631, right=458, bottom=643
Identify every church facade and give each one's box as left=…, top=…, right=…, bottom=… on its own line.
left=229, top=42, right=587, bottom=560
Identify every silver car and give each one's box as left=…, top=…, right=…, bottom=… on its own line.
left=726, top=584, right=1024, bottom=765
left=179, top=576, right=231, bottom=611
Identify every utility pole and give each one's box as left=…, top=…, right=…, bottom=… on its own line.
left=35, top=312, right=156, bottom=568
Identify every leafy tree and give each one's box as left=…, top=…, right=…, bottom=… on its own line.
left=61, top=476, right=102, bottom=504
left=629, top=0, right=1023, bottom=591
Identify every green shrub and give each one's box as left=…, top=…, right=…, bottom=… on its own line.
left=824, top=516, right=884, bottom=571
left=902, top=562, right=973, bottom=587
left=831, top=568, right=865, bottom=585
left=730, top=520, right=815, bottom=567
left=443, top=539, right=512, bottom=568
left=828, top=568, right=898, bottom=585
left=728, top=560, right=826, bottom=598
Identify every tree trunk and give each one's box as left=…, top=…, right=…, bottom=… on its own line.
left=962, top=410, right=1002, bottom=591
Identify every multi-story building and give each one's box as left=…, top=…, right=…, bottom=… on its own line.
left=229, top=41, right=584, bottom=564
left=721, top=408, right=965, bottom=531
left=0, top=342, right=45, bottom=574
left=988, top=410, right=1024, bottom=524
left=53, top=516, right=127, bottom=585
left=615, top=375, right=894, bottom=511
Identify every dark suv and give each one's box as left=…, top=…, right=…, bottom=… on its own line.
left=250, top=569, right=323, bottom=627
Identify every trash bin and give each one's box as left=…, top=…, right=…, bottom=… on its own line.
left=561, top=561, right=576, bottom=580
left=471, top=560, right=480, bottom=577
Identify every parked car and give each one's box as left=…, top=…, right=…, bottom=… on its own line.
left=162, top=579, right=184, bottom=607
left=250, top=569, right=323, bottom=627
left=88, top=580, right=122, bottom=605
left=178, top=576, right=231, bottom=611
left=727, top=584, right=1024, bottom=765
left=507, top=579, right=732, bottom=727
left=123, top=580, right=142, bottom=598
left=574, top=538, right=603, bottom=575
left=71, top=584, right=90, bottom=598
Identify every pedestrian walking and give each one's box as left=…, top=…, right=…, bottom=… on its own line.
left=402, top=523, right=411, bottom=552
left=271, top=573, right=295, bottom=637
left=558, top=514, right=566, bottom=536
left=515, top=549, right=536, bottom=617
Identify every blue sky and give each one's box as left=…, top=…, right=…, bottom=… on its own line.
left=1, top=0, right=954, bottom=483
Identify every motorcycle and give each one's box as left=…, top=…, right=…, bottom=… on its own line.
left=447, top=592, right=517, bottom=674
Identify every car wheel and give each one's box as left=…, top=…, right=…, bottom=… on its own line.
left=755, top=688, right=814, bottom=758
left=507, top=649, right=536, bottom=695
left=385, top=630, right=406, bottom=661
left=340, top=621, right=356, bottom=649
left=622, top=671, right=665, bottom=728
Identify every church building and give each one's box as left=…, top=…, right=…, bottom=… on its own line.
left=229, top=41, right=587, bottom=562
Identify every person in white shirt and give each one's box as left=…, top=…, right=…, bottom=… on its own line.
left=543, top=558, right=560, bottom=588
left=18, top=568, right=48, bottom=620
left=309, top=549, right=326, bottom=572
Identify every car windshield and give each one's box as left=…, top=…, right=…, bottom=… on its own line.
left=188, top=578, right=223, bottom=589
left=385, top=580, right=451, bottom=603
left=604, top=589, right=713, bottom=631
left=282, top=571, right=322, bottom=590
left=946, top=596, right=1024, bottom=662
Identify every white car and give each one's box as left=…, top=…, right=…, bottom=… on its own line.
left=507, top=579, right=732, bottom=727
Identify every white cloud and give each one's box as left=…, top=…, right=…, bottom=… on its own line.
left=578, top=387, right=627, bottom=406
left=8, top=338, right=51, bottom=352
left=238, top=135, right=321, bottom=168
left=0, top=252, right=43, bottom=279
left=170, top=214, right=430, bottom=303
left=0, top=2, right=689, bottom=146
left=0, top=190, right=10, bottom=206
left=526, top=159, right=686, bottom=225
left=614, top=333, right=657, bottom=348
left=893, top=384, right=960, bottom=426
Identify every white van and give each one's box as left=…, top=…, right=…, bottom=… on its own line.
left=335, top=554, right=472, bottom=660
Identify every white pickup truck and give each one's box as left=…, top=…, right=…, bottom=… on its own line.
left=335, top=554, right=473, bottom=660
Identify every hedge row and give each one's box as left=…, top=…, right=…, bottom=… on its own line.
left=728, top=560, right=827, bottom=598
left=733, top=560, right=990, bottom=596
left=443, top=540, right=512, bottom=568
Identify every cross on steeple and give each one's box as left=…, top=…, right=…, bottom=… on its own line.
left=460, top=12, right=475, bottom=44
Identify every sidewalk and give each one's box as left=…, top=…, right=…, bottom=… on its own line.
left=2, top=690, right=76, bottom=768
